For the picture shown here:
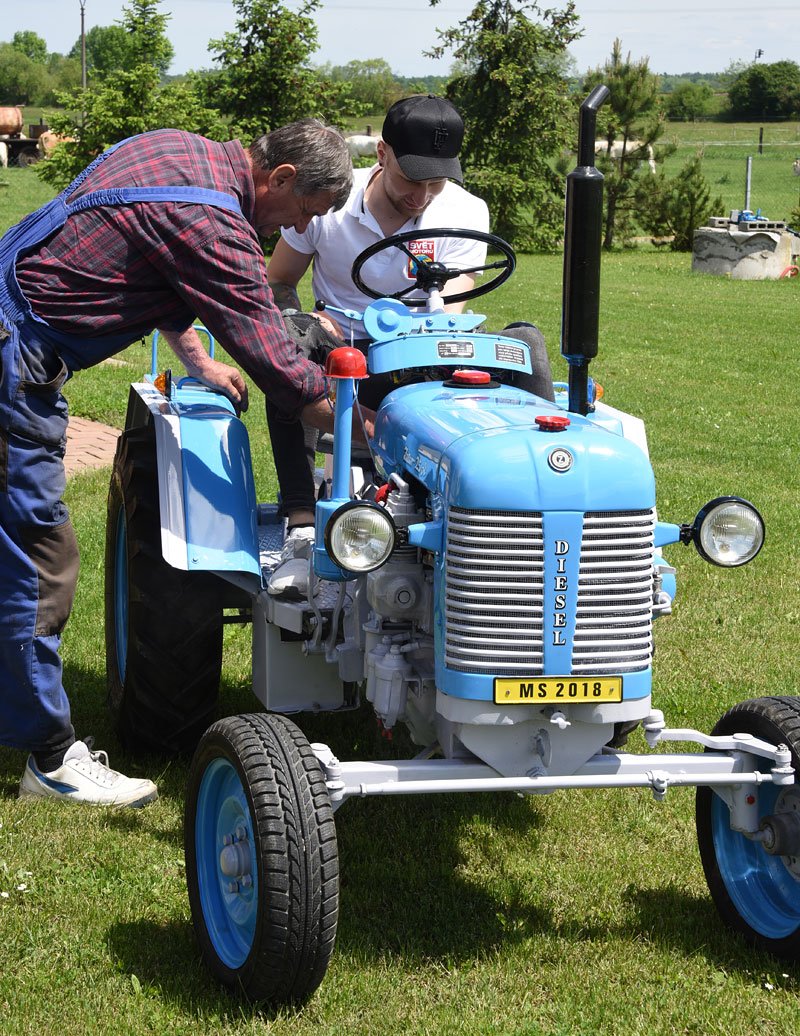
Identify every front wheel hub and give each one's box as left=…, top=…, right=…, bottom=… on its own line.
left=219, top=835, right=252, bottom=880
left=760, top=787, right=800, bottom=875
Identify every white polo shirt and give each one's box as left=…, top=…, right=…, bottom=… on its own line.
left=280, top=165, right=490, bottom=335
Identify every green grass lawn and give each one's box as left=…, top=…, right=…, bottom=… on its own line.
left=661, top=119, right=800, bottom=224
left=1, top=166, right=799, bottom=1034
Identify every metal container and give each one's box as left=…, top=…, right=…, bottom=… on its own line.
left=0, top=107, right=24, bottom=135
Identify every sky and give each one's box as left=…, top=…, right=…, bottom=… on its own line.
left=3, top=0, right=799, bottom=79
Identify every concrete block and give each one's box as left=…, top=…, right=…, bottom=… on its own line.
left=692, top=226, right=795, bottom=279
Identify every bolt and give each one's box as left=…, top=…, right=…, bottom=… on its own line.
left=228, top=881, right=239, bottom=894
left=746, top=794, right=756, bottom=805
left=240, top=875, right=253, bottom=889
left=222, top=833, right=234, bottom=846
left=235, top=826, right=247, bottom=841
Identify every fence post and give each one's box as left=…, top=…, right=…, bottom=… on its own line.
left=744, top=156, right=752, bottom=211
left=759, top=127, right=764, bottom=155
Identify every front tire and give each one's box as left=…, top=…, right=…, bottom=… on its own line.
left=696, top=696, right=800, bottom=958
left=185, top=714, right=339, bottom=1005
left=105, top=423, right=224, bottom=754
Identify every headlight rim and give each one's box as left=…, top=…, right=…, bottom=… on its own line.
left=692, top=495, right=765, bottom=568
left=323, top=499, right=397, bottom=574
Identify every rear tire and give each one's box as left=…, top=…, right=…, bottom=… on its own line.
left=185, top=713, right=339, bottom=1004
left=16, top=145, right=40, bottom=167
left=696, top=696, right=800, bottom=958
left=105, top=422, right=223, bottom=754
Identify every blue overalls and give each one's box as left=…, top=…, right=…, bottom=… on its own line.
left=0, top=137, right=242, bottom=753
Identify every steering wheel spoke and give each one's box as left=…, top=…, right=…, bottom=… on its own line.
left=351, top=227, right=516, bottom=307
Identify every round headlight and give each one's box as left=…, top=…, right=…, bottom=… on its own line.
left=693, top=497, right=765, bottom=567
left=324, top=501, right=396, bottom=573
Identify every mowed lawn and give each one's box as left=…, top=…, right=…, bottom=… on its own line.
left=0, top=165, right=799, bottom=1035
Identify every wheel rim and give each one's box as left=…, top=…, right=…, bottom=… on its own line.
left=712, top=781, right=800, bottom=938
left=113, top=508, right=128, bottom=679
left=195, top=757, right=259, bottom=968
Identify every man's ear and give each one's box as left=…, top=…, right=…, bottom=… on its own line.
left=267, top=163, right=298, bottom=192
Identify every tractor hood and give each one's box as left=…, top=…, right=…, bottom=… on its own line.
left=372, top=382, right=655, bottom=512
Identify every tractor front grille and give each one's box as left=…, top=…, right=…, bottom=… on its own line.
left=573, top=510, right=655, bottom=674
left=444, top=507, right=655, bottom=676
left=445, top=508, right=545, bottom=674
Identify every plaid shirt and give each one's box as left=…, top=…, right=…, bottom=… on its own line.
left=15, top=129, right=325, bottom=416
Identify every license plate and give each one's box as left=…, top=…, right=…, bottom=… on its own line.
left=494, top=677, right=623, bottom=704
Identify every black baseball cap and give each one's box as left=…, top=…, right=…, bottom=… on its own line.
left=382, top=95, right=464, bottom=183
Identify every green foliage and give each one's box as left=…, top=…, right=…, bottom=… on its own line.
left=11, top=30, right=48, bottom=65
left=122, top=0, right=175, bottom=73
left=430, top=0, right=581, bottom=252
left=665, top=82, right=715, bottom=121
left=202, top=0, right=353, bottom=138
left=67, top=24, right=173, bottom=82
left=36, top=1, right=224, bottom=191
left=0, top=42, right=51, bottom=104
left=320, top=58, right=399, bottom=114
left=727, top=60, right=800, bottom=119
left=659, top=72, right=728, bottom=94
left=635, top=155, right=723, bottom=250
left=583, top=39, right=667, bottom=249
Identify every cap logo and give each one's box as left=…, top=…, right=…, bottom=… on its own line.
left=433, top=127, right=449, bottom=151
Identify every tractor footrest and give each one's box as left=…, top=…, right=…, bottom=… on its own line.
left=257, top=513, right=343, bottom=621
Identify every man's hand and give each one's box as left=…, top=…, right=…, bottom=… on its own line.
left=160, top=326, right=249, bottom=414
left=188, top=357, right=249, bottom=414
left=309, top=311, right=345, bottom=340
left=301, top=397, right=376, bottom=443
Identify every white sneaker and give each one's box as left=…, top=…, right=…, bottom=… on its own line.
left=267, top=525, right=315, bottom=599
left=19, top=740, right=158, bottom=808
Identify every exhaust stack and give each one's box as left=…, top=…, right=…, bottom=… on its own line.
left=561, top=84, right=609, bottom=415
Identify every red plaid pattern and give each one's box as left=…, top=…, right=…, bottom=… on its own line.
left=15, top=129, right=325, bottom=415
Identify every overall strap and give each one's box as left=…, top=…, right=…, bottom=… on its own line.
left=66, top=185, right=242, bottom=216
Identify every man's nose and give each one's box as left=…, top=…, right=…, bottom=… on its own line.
left=408, top=183, right=430, bottom=207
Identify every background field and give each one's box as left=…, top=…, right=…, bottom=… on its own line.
left=662, top=121, right=800, bottom=224
left=0, top=164, right=799, bottom=1035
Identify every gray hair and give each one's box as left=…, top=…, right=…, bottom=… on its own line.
left=250, top=119, right=352, bottom=210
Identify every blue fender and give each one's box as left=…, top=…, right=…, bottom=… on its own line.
left=128, top=380, right=261, bottom=578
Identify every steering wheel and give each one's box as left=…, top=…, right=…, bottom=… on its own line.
left=351, top=227, right=516, bottom=307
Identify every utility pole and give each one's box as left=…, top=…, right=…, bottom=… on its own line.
left=80, top=0, right=87, bottom=90
left=79, top=0, right=87, bottom=128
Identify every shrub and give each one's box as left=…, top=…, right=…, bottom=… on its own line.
left=635, top=155, right=723, bottom=251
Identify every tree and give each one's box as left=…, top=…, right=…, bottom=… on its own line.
left=202, top=0, right=352, bottom=138
left=47, top=53, right=83, bottom=96
left=321, top=59, right=400, bottom=114
left=11, top=30, right=48, bottom=65
left=429, top=0, right=581, bottom=252
left=727, top=60, right=800, bottom=119
left=665, top=82, right=714, bottom=121
left=37, top=0, right=223, bottom=190
left=67, top=24, right=173, bottom=81
left=635, top=155, right=722, bottom=251
left=583, top=39, right=668, bottom=249
left=0, top=42, right=51, bottom=105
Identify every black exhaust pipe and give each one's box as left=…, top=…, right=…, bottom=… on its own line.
left=561, top=84, right=609, bottom=415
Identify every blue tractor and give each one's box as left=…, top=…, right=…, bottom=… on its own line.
left=105, top=88, right=799, bottom=1005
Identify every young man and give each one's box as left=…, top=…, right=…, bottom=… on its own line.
left=0, top=120, right=357, bottom=806
left=265, top=95, right=554, bottom=598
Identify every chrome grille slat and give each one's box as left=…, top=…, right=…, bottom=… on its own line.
left=444, top=506, right=655, bottom=675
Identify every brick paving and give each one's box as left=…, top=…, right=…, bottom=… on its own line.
left=64, top=416, right=121, bottom=478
